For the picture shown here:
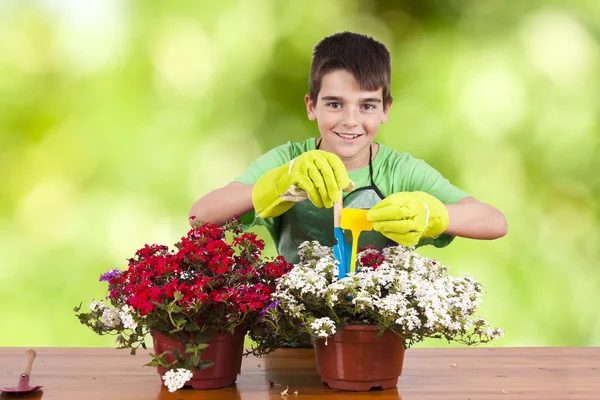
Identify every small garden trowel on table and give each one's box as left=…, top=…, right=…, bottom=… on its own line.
left=0, top=349, right=43, bottom=394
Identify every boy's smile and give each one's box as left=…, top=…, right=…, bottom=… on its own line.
left=305, top=69, right=391, bottom=171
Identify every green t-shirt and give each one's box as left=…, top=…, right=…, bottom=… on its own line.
left=234, top=137, right=470, bottom=251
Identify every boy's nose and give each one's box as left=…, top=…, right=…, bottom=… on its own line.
left=342, top=108, right=359, bottom=128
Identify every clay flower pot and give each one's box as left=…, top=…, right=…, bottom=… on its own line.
left=314, top=325, right=405, bottom=391
left=151, top=327, right=246, bottom=390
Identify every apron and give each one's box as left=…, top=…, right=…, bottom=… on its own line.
left=277, top=140, right=392, bottom=264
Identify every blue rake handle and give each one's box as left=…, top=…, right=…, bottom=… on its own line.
left=334, top=200, right=354, bottom=303
left=333, top=199, right=349, bottom=278
left=333, top=227, right=347, bottom=278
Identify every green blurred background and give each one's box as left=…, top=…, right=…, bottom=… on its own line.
left=1, top=0, right=599, bottom=348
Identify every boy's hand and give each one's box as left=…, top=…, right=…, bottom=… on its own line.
left=366, top=191, right=449, bottom=246
left=252, top=150, right=353, bottom=218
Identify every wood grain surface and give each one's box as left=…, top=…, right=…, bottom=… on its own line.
left=1, top=347, right=598, bottom=399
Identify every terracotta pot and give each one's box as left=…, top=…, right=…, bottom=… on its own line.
left=314, top=325, right=405, bottom=391
left=151, top=327, right=245, bottom=390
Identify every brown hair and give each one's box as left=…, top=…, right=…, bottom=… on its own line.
left=309, top=31, right=392, bottom=106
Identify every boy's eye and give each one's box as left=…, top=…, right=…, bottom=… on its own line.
left=362, top=104, right=376, bottom=110
left=327, top=102, right=342, bottom=109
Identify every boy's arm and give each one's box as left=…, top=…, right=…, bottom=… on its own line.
left=368, top=156, right=507, bottom=246
left=368, top=191, right=507, bottom=246
left=188, top=142, right=292, bottom=227
left=188, top=182, right=254, bottom=226
left=445, top=196, right=507, bottom=239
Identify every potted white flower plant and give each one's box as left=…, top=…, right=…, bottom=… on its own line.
left=249, top=241, right=503, bottom=391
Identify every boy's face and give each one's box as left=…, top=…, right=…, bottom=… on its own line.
left=305, top=69, right=390, bottom=165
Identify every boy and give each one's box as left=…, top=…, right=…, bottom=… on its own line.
left=189, top=32, right=507, bottom=263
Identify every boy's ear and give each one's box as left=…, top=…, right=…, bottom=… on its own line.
left=381, top=100, right=392, bottom=124
left=305, top=93, right=317, bottom=121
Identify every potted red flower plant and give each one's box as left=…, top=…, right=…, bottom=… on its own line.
left=74, top=218, right=292, bottom=392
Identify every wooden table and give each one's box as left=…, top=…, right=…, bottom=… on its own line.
left=1, top=347, right=598, bottom=399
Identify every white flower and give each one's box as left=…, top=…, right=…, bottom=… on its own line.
left=180, top=270, right=194, bottom=280
left=101, top=308, right=120, bottom=328
left=118, top=305, right=138, bottom=330
left=272, top=241, right=501, bottom=346
left=162, top=368, right=193, bottom=392
left=298, top=241, right=333, bottom=260
left=310, top=317, right=336, bottom=338
left=352, top=293, right=375, bottom=311
left=89, top=300, right=105, bottom=311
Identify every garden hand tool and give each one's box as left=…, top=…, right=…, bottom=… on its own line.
left=252, top=150, right=354, bottom=218
left=1, top=349, right=43, bottom=394
left=340, top=208, right=374, bottom=275
left=366, top=191, right=449, bottom=246
left=333, top=198, right=347, bottom=278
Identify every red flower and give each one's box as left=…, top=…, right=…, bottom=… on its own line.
left=100, top=219, right=292, bottom=332
left=359, top=247, right=386, bottom=270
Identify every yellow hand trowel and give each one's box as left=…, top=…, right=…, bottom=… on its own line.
left=339, top=205, right=373, bottom=276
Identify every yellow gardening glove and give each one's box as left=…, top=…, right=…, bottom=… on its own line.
left=366, top=191, right=449, bottom=246
left=252, top=150, right=354, bottom=218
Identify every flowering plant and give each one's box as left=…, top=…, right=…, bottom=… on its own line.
left=74, top=219, right=292, bottom=392
left=249, top=241, right=503, bottom=353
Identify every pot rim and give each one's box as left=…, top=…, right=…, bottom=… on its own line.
left=341, top=324, right=379, bottom=331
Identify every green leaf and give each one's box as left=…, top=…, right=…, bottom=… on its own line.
left=77, top=313, right=92, bottom=322
left=185, top=320, right=201, bottom=332
left=191, top=355, right=201, bottom=367
left=174, top=316, right=186, bottom=327
left=194, top=331, right=213, bottom=344
left=185, top=343, right=196, bottom=354
left=171, top=305, right=182, bottom=314
left=197, top=360, right=214, bottom=370
left=144, top=361, right=160, bottom=367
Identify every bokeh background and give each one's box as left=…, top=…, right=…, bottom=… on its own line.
left=1, top=0, right=599, bottom=348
